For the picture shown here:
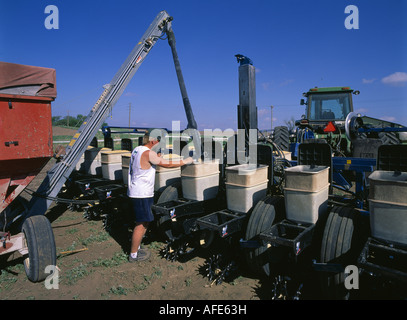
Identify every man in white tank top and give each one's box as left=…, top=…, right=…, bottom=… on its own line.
left=128, top=131, right=193, bottom=262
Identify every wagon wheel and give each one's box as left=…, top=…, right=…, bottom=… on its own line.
left=21, top=215, right=57, bottom=282
left=319, top=205, right=368, bottom=299
left=244, top=195, right=285, bottom=277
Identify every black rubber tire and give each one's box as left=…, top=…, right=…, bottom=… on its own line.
left=244, top=195, right=284, bottom=277
left=22, top=215, right=57, bottom=283
left=154, top=181, right=182, bottom=240
left=156, top=181, right=181, bottom=204
left=319, top=206, right=367, bottom=299
left=379, top=132, right=400, bottom=145
left=273, top=126, right=290, bottom=151
left=0, top=196, right=28, bottom=232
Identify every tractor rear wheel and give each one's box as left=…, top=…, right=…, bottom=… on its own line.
left=379, top=132, right=400, bottom=145
left=273, top=126, right=290, bottom=151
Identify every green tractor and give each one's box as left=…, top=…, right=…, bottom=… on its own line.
left=273, top=86, right=407, bottom=158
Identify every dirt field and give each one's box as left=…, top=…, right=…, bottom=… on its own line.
left=52, top=126, right=78, bottom=137
left=1, top=208, right=264, bottom=301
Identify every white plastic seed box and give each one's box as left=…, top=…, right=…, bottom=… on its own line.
left=75, top=157, right=86, bottom=172
left=122, top=154, right=131, bottom=168
left=181, top=159, right=219, bottom=177
left=102, top=162, right=123, bottom=180
left=162, top=153, right=182, bottom=161
left=369, top=199, right=407, bottom=245
left=84, top=159, right=102, bottom=176
left=182, top=172, right=220, bottom=201
left=155, top=168, right=181, bottom=192
left=155, top=154, right=183, bottom=174
left=225, top=164, right=268, bottom=187
left=84, top=147, right=111, bottom=162
left=75, top=146, right=95, bottom=171
left=101, top=150, right=131, bottom=163
left=368, top=170, right=407, bottom=205
left=368, top=170, right=407, bottom=244
left=225, top=181, right=268, bottom=213
left=284, top=165, right=329, bottom=192
left=284, top=185, right=329, bottom=224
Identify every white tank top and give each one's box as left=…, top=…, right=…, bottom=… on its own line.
left=127, top=146, right=156, bottom=198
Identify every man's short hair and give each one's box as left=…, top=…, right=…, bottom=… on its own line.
left=142, top=129, right=160, bottom=145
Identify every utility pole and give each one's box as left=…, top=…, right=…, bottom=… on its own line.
left=128, top=102, right=131, bottom=127
left=270, top=105, right=274, bottom=132
left=67, top=110, right=69, bottom=127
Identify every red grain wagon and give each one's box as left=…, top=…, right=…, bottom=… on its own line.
left=0, top=62, right=57, bottom=282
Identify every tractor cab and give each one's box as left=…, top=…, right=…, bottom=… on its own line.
left=299, top=86, right=358, bottom=132
left=286, top=87, right=361, bottom=157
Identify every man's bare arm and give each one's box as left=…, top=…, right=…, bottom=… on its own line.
left=147, top=150, right=193, bottom=168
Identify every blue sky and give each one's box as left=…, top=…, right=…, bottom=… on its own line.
left=1, top=0, right=406, bottom=131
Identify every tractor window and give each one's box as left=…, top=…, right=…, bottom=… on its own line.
left=309, top=93, right=351, bottom=121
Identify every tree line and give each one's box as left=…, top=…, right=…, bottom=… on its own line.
left=52, top=114, right=107, bottom=128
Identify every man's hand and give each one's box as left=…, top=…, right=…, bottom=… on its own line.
left=183, top=157, right=194, bottom=165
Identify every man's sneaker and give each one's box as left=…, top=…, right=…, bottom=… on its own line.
left=128, top=249, right=151, bottom=262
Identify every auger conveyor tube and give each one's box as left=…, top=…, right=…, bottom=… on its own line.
left=165, top=21, right=201, bottom=160
left=26, top=11, right=171, bottom=220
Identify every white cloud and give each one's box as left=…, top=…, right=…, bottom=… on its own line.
left=280, top=79, right=294, bottom=87
left=380, top=116, right=396, bottom=122
left=258, top=108, right=271, bottom=116
left=261, top=82, right=272, bottom=91
left=354, top=108, right=368, bottom=115
left=381, top=72, right=407, bottom=86
left=124, top=91, right=138, bottom=97
left=362, top=78, right=376, bottom=84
